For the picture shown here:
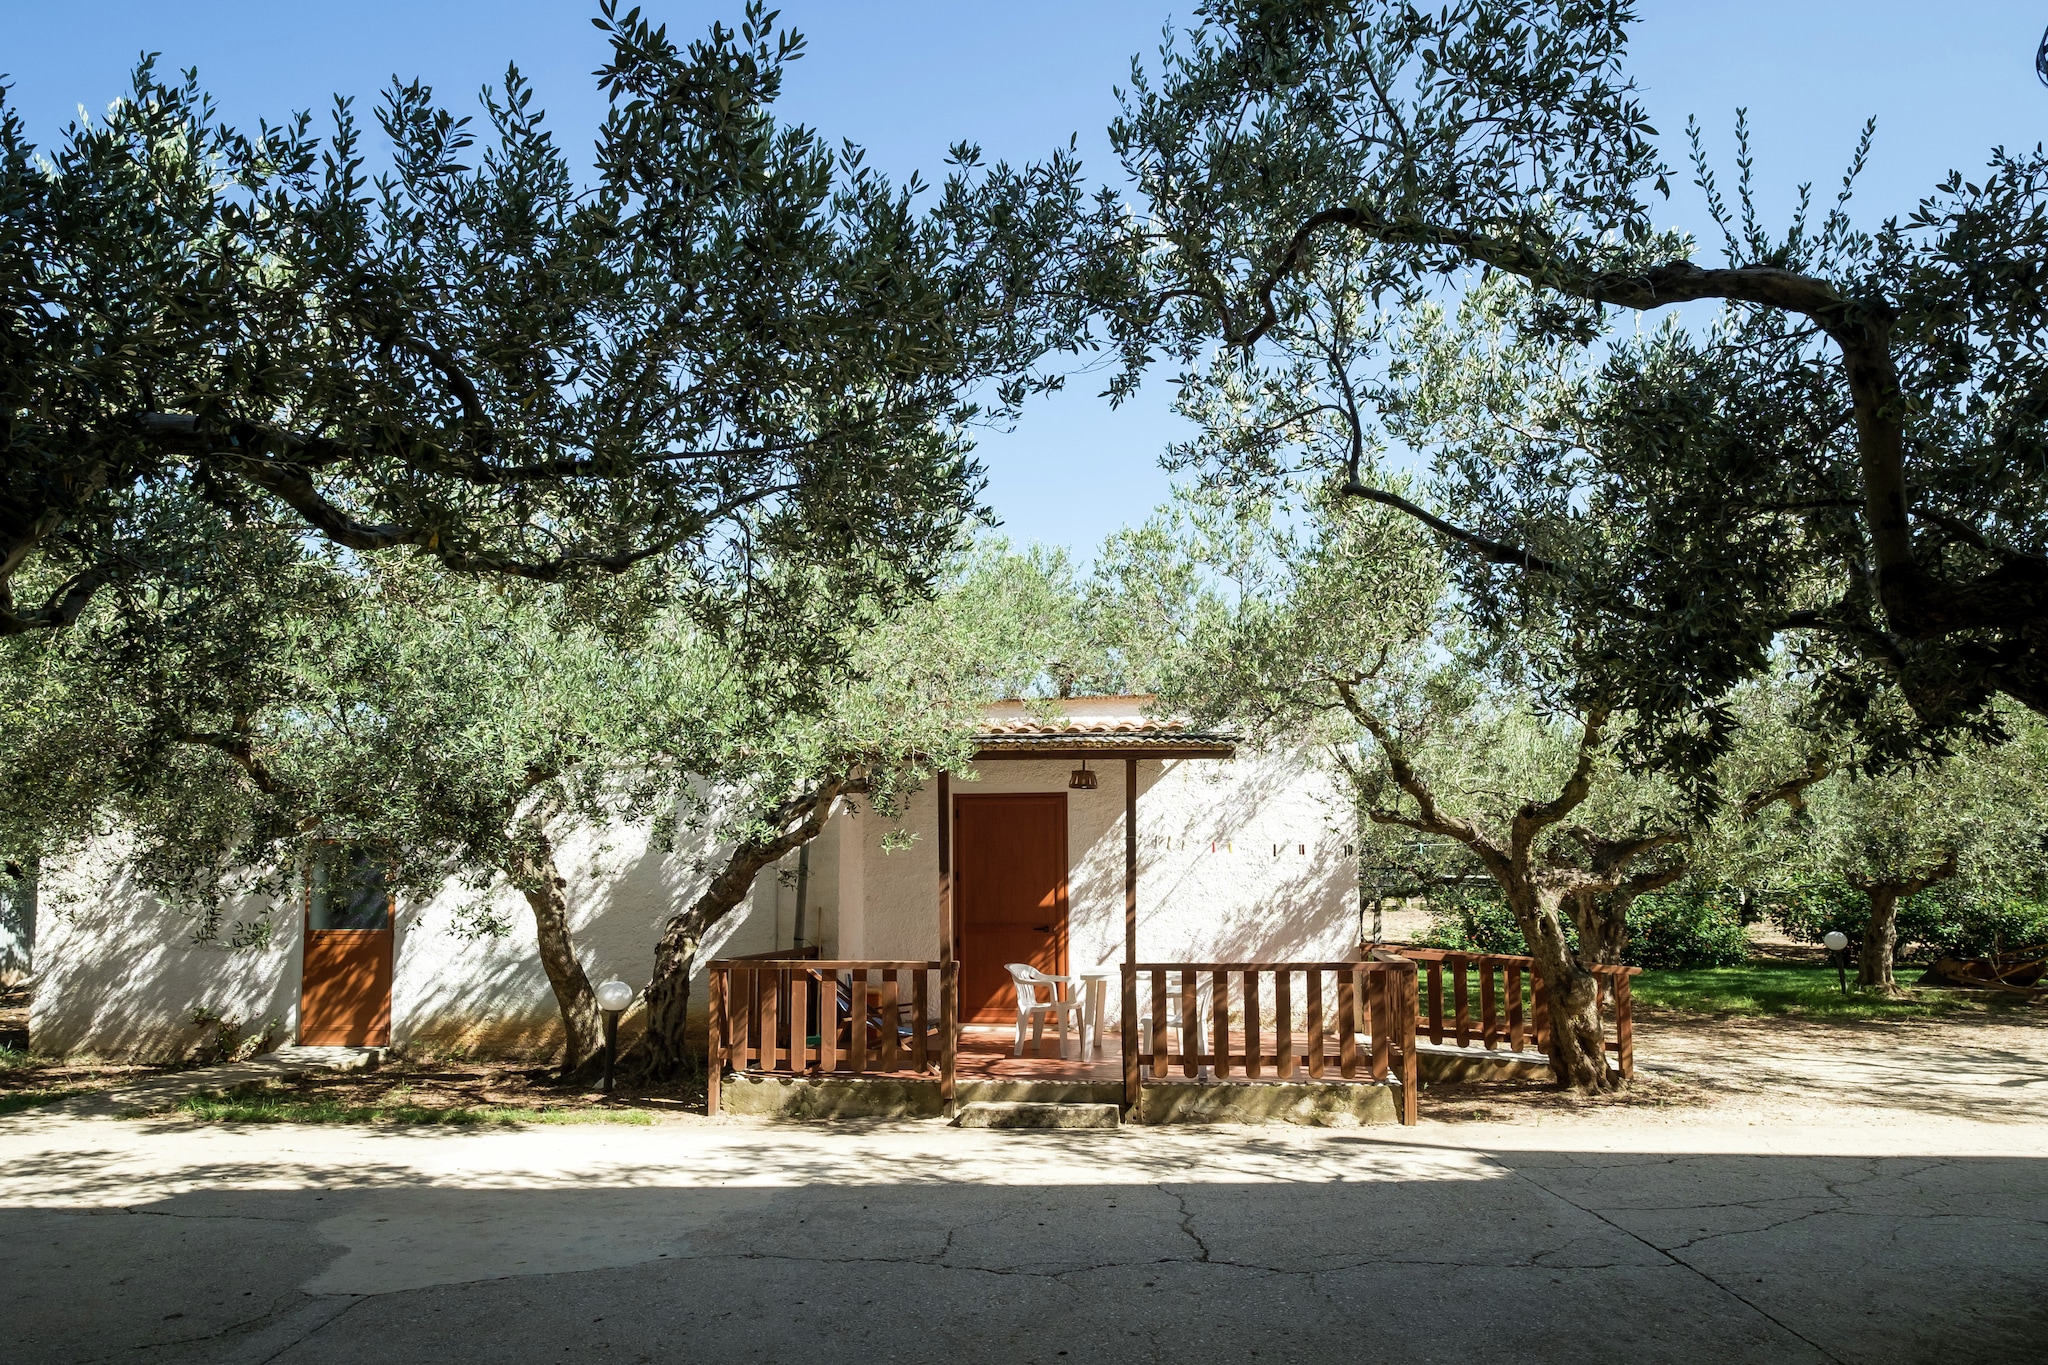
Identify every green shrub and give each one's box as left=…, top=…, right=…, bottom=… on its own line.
left=1769, top=877, right=2048, bottom=963
left=1417, top=887, right=1751, bottom=968
left=1625, top=892, right=1751, bottom=969
left=1766, top=877, right=1867, bottom=950
left=1414, top=887, right=1524, bottom=955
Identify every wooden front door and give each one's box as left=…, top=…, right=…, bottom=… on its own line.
left=955, top=793, right=1068, bottom=1024
left=298, top=847, right=394, bottom=1047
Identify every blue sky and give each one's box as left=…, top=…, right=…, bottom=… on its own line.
left=9, top=2, right=2048, bottom=561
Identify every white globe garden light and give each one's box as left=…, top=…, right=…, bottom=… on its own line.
left=594, top=979, right=635, bottom=1093
left=1822, top=931, right=1850, bottom=995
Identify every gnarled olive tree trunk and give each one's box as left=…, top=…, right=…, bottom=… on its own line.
left=1565, top=888, right=1632, bottom=967
left=1849, top=853, right=1957, bottom=994
left=1508, top=883, right=1620, bottom=1094
left=637, top=780, right=847, bottom=1080
left=1336, top=680, right=1838, bottom=1095
left=1338, top=687, right=1634, bottom=1095
left=504, top=802, right=600, bottom=1076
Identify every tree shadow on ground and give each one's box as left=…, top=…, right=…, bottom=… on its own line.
left=2, top=1130, right=2045, bottom=1364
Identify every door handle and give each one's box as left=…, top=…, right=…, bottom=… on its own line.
left=1033, top=925, right=1053, bottom=933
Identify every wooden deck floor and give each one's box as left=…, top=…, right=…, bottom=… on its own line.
left=953, top=1024, right=1454, bottom=1083
left=955, top=1024, right=1123, bottom=1082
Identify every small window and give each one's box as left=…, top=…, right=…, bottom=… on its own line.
left=307, top=845, right=392, bottom=931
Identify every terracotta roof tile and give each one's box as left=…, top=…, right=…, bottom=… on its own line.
left=976, top=715, right=1193, bottom=737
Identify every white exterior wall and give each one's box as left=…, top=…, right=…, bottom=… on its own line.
left=29, top=740, right=1358, bottom=1059
left=836, top=744, right=1360, bottom=1018
left=29, top=816, right=810, bottom=1062
left=30, top=847, right=304, bottom=1060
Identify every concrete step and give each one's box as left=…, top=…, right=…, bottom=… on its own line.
left=259, top=1045, right=385, bottom=1075
left=952, top=1100, right=1121, bottom=1130
left=1412, top=1041, right=1553, bottom=1083
left=956, top=1078, right=1123, bottom=1106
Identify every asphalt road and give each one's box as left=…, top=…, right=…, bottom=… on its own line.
left=2, top=1108, right=2043, bottom=1364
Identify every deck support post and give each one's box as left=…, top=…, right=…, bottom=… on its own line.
left=706, top=965, right=724, bottom=1116
left=938, top=771, right=957, bottom=1115
left=1122, top=757, right=1140, bottom=1118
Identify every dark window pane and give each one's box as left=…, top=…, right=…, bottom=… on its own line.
left=308, top=848, right=390, bottom=931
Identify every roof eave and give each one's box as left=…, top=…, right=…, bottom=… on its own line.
left=970, top=734, right=1236, bottom=760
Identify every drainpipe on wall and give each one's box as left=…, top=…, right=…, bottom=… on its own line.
left=791, top=842, right=810, bottom=951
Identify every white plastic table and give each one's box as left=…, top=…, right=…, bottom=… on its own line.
left=1075, top=971, right=1113, bottom=1060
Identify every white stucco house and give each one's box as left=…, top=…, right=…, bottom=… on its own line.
left=28, top=697, right=1367, bottom=1061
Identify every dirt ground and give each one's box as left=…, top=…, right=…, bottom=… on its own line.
left=0, top=1049, right=710, bottom=1119
left=1424, top=1003, right=2048, bottom=1131
left=5, top=1003, right=2040, bottom=1132
left=206, top=1059, right=712, bottom=1118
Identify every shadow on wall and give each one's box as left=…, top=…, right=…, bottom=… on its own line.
left=394, top=814, right=775, bottom=1060
left=1070, top=747, right=1361, bottom=971
left=29, top=860, right=301, bottom=1061
left=32, top=807, right=780, bottom=1062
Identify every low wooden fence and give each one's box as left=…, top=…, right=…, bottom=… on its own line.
left=1120, top=961, right=1420, bottom=1125
left=707, top=949, right=1636, bottom=1120
left=706, top=958, right=957, bottom=1113
left=1378, top=946, right=1638, bottom=1080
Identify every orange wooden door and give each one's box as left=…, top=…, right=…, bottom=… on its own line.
left=298, top=848, right=394, bottom=1046
left=955, top=793, right=1068, bottom=1024
left=299, top=930, right=393, bottom=1046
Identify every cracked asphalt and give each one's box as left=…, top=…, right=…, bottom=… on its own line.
left=2, top=1101, right=2044, bottom=1364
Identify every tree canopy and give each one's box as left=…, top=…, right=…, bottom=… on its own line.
left=1742, top=708, right=2048, bottom=991
left=1107, top=0, right=2048, bottom=759
left=3, top=2, right=1105, bottom=643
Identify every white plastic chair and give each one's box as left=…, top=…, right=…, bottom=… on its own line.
left=1005, top=963, right=1087, bottom=1059
left=1139, top=992, right=1206, bottom=1060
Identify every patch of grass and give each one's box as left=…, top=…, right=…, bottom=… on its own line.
left=153, top=1090, right=656, bottom=1126
left=1633, top=961, right=2031, bottom=1020
left=0, top=1087, right=76, bottom=1115
left=0, top=1046, right=40, bottom=1073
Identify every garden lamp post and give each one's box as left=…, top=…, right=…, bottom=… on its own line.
left=1823, top=931, right=1849, bottom=995
left=595, top=978, right=635, bottom=1094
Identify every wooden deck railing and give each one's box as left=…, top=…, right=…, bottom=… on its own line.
left=1119, top=961, right=1420, bottom=1125
left=1377, top=945, right=1638, bottom=1080
left=726, top=944, right=822, bottom=962
left=706, top=959, right=957, bottom=1114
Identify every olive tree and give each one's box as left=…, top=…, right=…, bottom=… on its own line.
left=1107, top=0, right=2048, bottom=749
left=3, top=3, right=1104, bottom=653
left=1, top=489, right=1118, bottom=1077
left=0, top=534, right=675, bottom=1070
left=1751, top=711, right=2048, bottom=992
left=1098, top=485, right=1830, bottom=1091
left=3, top=1, right=1119, bottom=1073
